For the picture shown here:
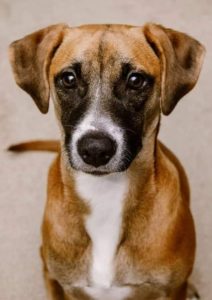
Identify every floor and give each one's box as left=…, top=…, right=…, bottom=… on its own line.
left=0, top=0, right=211, bottom=299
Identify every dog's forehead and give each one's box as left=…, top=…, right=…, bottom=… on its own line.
left=50, top=25, right=160, bottom=77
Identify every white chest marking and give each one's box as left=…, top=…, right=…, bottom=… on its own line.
left=75, top=172, right=128, bottom=288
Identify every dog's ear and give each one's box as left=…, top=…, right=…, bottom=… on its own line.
left=9, top=24, right=68, bottom=113
left=144, top=23, right=205, bottom=115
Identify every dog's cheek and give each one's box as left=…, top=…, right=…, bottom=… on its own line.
left=141, top=95, right=161, bottom=137
left=121, top=127, right=143, bottom=169
left=60, top=98, right=89, bottom=162
left=59, top=95, right=88, bottom=130
left=109, top=103, right=144, bottom=168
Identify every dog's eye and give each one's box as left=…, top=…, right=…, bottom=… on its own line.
left=127, top=72, right=147, bottom=90
left=60, top=71, right=77, bottom=89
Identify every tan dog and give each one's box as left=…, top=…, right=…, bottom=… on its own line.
left=9, top=23, right=205, bottom=300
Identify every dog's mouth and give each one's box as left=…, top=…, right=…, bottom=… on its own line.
left=69, top=161, right=122, bottom=176
left=70, top=162, right=130, bottom=176
left=67, top=145, right=135, bottom=176
left=83, top=170, right=110, bottom=176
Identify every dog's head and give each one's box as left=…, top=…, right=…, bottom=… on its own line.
left=9, top=24, right=205, bottom=175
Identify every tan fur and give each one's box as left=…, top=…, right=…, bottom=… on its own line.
left=9, top=23, right=205, bottom=299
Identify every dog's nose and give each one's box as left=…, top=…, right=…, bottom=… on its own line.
left=77, top=132, right=117, bottom=167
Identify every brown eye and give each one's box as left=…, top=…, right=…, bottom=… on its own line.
left=61, top=71, right=77, bottom=89
left=127, top=72, right=146, bottom=90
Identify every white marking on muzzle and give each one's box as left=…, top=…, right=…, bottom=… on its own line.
left=70, top=83, right=125, bottom=172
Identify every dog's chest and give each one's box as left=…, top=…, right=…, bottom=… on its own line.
left=75, top=172, right=128, bottom=288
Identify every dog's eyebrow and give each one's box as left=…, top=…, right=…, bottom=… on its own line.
left=121, top=62, right=154, bottom=82
left=121, top=63, right=134, bottom=78
left=55, top=62, right=82, bottom=79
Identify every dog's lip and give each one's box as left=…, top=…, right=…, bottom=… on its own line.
left=71, top=162, right=111, bottom=176
left=71, top=158, right=130, bottom=175
left=83, top=170, right=110, bottom=176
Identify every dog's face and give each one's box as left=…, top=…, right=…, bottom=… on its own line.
left=51, top=25, right=160, bottom=174
left=9, top=24, right=205, bottom=175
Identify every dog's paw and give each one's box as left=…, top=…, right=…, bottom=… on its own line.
left=186, top=283, right=200, bottom=300
left=187, top=296, right=200, bottom=300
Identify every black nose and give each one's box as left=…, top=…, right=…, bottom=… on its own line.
left=77, top=132, right=117, bottom=167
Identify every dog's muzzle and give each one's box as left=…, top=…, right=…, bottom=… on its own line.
left=77, top=132, right=117, bottom=167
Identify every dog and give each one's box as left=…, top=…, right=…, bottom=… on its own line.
left=8, top=23, right=205, bottom=300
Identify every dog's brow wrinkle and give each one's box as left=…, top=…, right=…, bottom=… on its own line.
left=98, top=30, right=108, bottom=79
left=94, top=80, right=101, bottom=103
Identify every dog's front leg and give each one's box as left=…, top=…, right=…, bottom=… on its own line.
left=43, top=267, right=66, bottom=300
left=65, top=288, right=93, bottom=300
left=186, top=283, right=200, bottom=300
left=171, top=282, right=200, bottom=300
left=40, top=246, right=65, bottom=300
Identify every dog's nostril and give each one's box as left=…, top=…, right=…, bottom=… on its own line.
left=82, top=150, right=89, bottom=160
left=77, top=132, right=117, bottom=167
left=82, top=154, right=88, bottom=160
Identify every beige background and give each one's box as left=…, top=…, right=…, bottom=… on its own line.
left=0, top=0, right=211, bottom=299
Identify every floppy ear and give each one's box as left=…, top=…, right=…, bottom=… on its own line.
left=144, top=23, right=205, bottom=115
left=9, top=24, right=68, bottom=113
